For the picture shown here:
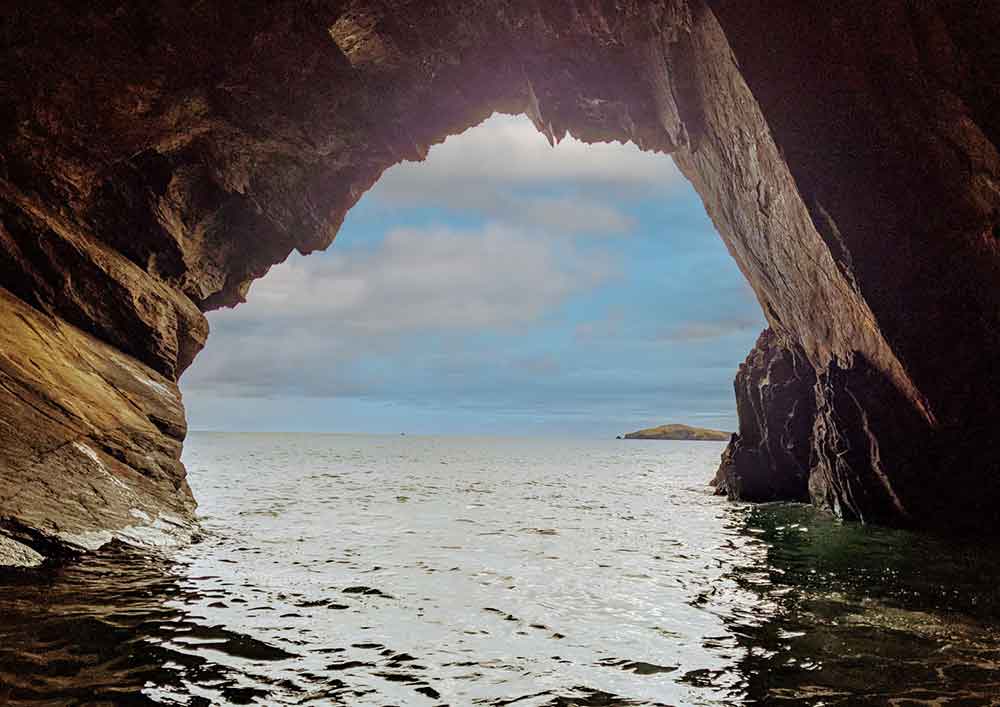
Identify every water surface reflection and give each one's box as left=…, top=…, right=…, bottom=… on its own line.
left=0, top=435, right=997, bottom=705
left=724, top=504, right=1000, bottom=705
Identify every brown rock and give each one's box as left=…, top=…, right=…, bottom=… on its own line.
left=0, top=287, right=196, bottom=560
left=1, top=0, right=999, bottom=560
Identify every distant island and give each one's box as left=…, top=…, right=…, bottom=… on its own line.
left=621, top=423, right=731, bottom=441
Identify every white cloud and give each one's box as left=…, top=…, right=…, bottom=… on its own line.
left=575, top=309, right=625, bottom=341
left=185, top=223, right=618, bottom=397
left=655, top=318, right=761, bottom=343
left=226, top=224, right=615, bottom=332
left=379, top=113, right=684, bottom=189
left=368, top=113, right=685, bottom=237
left=424, top=192, right=634, bottom=236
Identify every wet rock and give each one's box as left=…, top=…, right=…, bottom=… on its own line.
left=713, top=330, right=815, bottom=503
left=0, top=287, right=197, bottom=561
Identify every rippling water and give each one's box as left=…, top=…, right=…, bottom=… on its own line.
left=1, top=433, right=999, bottom=705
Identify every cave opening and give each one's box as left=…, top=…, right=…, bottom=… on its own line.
left=1, top=0, right=997, bottom=571
left=3, top=2, right=1000, bottom=702
left=179, top=113, right=765, bottom=439
left=165, top=116, right=782, bottom=705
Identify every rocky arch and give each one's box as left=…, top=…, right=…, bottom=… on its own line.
left=1, top=0, right=999, bottom=563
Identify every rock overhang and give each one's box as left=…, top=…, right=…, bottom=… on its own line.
left=1, top=0, right=999, bottom=562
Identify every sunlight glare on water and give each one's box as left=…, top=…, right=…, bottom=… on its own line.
left=1, top=434, right=998, bottom=705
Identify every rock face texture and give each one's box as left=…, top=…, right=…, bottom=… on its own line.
left=712, top=330, right=815, bottom=504
left=1, top=0, right=999, bottom=560
left=0, top=288, right=197, bottom=556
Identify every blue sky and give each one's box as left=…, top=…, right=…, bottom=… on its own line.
left=181, top=114, right=764, bottom=437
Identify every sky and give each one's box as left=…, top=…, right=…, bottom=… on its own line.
left=180, top=114, right=765, bottom=437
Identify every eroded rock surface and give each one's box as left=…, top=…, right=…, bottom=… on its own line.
left=1, top=0, right=999, bottom=559
left=713, top=330, right=815, bottom=504
left=0, top=287, right=196, bottom=561
left=0, top=534, right=43, bottom=568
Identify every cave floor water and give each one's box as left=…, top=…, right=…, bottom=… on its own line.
left=1, top=433, right=999, bottom=705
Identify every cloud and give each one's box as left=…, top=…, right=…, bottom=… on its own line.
left=510, top=355, right=561, bottom=375
left=180, top=113, right=764, bottom=435
left=381, top=113, right=683, bottom=190
left=184, top=223, right=617, bottom=397
left=654, top=317, right=761, bottom=343
left=368, top=113, right=684, bottom=236
left=491, top=195, right=633, bottom=236
left=575, top=310, right=625, bottom=341
left=225, top=224, right=615, bottom=331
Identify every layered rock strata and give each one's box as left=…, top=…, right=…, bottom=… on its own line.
left=1, top=0, right=999, bottom=561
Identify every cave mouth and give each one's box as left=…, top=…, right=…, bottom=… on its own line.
left=2, top=2, right=1000, bottom=699
left=3, top=0, right=1000, bottom=568
left=5, top=2, right=812, bottom=564
left=179, top=113, right=766, bottom=440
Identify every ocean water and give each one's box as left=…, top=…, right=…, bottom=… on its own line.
left=1, top=433, right=999, bottom=705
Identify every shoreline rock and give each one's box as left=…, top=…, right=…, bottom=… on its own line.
left=712, top=330, right=814, bottom=503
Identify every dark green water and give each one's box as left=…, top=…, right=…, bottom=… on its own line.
left=1, top=434, right=998, bottom=705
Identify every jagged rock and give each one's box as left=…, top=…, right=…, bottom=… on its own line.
left=1, top=0, right=999, bottom=560
left=0, top=287, right=197, bottom=559
left=713, top=330, right=815, bottom=503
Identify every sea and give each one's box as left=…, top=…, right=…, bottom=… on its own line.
left=0, top=433, right=998, bottom=705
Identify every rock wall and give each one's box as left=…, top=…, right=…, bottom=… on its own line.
left=708, top=0, right=1000, bottom=529
left=0, top=287, right=196, bottom=560
left=1, top=0, right=999, bottom=561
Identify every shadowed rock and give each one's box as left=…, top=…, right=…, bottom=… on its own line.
left=713, top=330, right=815, bottom=503
left=1, top=0, right=999, bottom=560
